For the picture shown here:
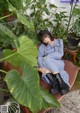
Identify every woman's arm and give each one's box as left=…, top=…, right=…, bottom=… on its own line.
left=38, top=44, right=45, bottom=57
left=47, top=39, right=64, bottom=59
left=37, top=44, right=45, bottom=68
left=37, top=68, right=50, bottom=74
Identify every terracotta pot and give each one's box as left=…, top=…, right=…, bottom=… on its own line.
left=20, top=106, right=32, bottom=113
left=0, top=84, right=4, bottom=105
left=4, top=11, right=16, bottom=22
left=3, top=62, right=22, bottom=75
left=20, top=105, right=53, bottom=113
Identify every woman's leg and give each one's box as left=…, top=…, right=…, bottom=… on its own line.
left=42, top=57, right=64, bottom=74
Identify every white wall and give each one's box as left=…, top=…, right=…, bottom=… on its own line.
left=46, top=0, right=80, bottom=16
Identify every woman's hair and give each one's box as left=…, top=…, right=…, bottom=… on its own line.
left=38, top=30, right=54, bottom=43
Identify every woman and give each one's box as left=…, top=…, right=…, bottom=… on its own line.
left=37, top=30, right=70, bottom=95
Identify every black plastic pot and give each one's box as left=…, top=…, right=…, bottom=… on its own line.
left=0, top=83, right=4, bottom=105
left=67, top=33, right=80, bottom=50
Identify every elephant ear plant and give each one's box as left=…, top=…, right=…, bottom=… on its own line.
left=0, top=1, right=60, bottom=112
left=0, top=23, right=20, bottom=49
left=0, top=36, right=60, bottom=113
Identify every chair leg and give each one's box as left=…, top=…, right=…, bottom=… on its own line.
left=46, top=109, right=52, bottom=113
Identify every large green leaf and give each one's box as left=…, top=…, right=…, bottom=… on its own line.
left=49, top=4, right=57, bottom=8
left=9, top=0, right=23, bottom=10
left=8, top=1, right=34, bottom=30
left=3, top=36, right=38, bottom=66
left=4, top=62, right=42, bottom=113
left=0, top=23, right=20, bottom=48
left=43, top=7, right=50, bottom=15
left=73, top=8, right=80, bottom=16
left=38, top=0, right=46, bottom=5
left=17, top=12, right=34, bottom=30
left=40, top=88, right=60, bottom=109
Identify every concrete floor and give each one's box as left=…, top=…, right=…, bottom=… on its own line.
left=46, top=90, right=80, bottom=113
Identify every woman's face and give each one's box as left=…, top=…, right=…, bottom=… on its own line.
left=42, top=36, right=51, bottom=44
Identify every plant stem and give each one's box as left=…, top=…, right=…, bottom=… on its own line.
left=0, top=88, right=9, bottom=92
left=66, top=1, right=78, bottom=37
left=0, top=14, right=13, bottom=20
left=0, top=69, right=7, bottom=74
left=0, top=52, right=17, bottom=62
left=66, top=3, right=73, bottom=36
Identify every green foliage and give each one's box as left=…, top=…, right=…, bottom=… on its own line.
left=0, top=23, right=19, bottom=49
left=0, top=36, right=60, bottom=113
left=73, top=7, right=80, bottom=16
left=28, top=0, right=57, bottom=32
left=52, top=11, right=68, bottom=39
left=66, top=0, right=80, bottom=37
left=9, top=0, right=23, bottom=10
left=5, top=21, right=25, bottom=36
left=25, top=0, right=67, bottom=40
left=40, top=88, right=60, bottom=108
left=70, top=6, right=80, bottom=37
left=38, top=0, right=46, bottom=5
left=5, top=63, right=42, bottom=113
left=17, top=12, right=34, bottom=30
left=0, top=0, right=8, bottom=16
left=0, top=0, right=23, bottom=17
left=71, top=18, right=80, bottom=37
left=3, top=36, right=38, bottom=66
left=20, top=0, right=57, bottom=44
left=8, top=1, right=34, bottom=30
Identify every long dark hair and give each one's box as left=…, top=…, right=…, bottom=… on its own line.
left=38, top=30, right=54, bottom=44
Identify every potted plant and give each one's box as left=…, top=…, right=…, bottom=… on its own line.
left=66, top=0, right=80, bottom=50
left=52, top=11, right=68, bottom=39
left=0, top=0, right=9, bottom=17
left=24, top=0, right=57, bottom=44
left=0, top=0, right=23, bottom=22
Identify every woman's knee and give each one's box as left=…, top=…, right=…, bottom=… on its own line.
left=43, top=57, right=60, bottom=72
left=43, top=57, right=55, bottom=65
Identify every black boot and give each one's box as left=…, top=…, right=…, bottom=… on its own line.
left=46, top=73, right=59, bottom=94
left=55, top=73, right=70, bottom=95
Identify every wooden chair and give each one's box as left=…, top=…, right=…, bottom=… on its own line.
left=64, top=48, right=78, bottom=64
left=3, top=60, right=80, bottom=113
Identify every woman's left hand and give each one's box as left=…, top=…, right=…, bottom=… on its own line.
left=37, top=68, right=50, bottom=74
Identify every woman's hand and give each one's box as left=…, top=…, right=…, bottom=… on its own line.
left=37, top=68, right=50, bottom=74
